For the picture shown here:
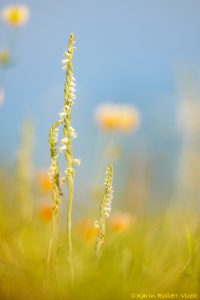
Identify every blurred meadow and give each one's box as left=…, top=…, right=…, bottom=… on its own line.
left=0, top=1, right=200, bottom=299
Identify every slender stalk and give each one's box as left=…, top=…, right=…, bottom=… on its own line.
left=95, top=165, right=113, bottom=258
left=62, top=34, right=76, bottom=259
left=47, top=121, right=63, bottom=267
left=47, top=34, right=80, bottom=280
left=67, top=182, right=74, bottom=254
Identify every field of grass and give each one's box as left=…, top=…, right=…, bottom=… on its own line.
left=0, top=181, right=199, bottom=300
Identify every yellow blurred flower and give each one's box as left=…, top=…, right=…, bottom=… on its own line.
left=39, top=205, right=52, bottom=223
left=1, top=5, right=29, bottom=27
left=0, top=87, right=5, bottom=107
left=95, top=103, right=140, bottom=134
left=110, top=213, right=133, bottom=233
left=37, top=171, right=53, bottom=194
left=0, top=49, right=10, bottom=65
left=76, top=219, right=98, bottom=241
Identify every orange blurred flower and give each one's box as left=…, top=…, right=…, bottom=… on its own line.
left=94, top=103, right=140, bottom=134
left=1, top=5, right=29, bottom=27
left=37, top=171, right=53, bottom=194
left=110, top=213, right=133, bottom=233
left=76, top=219, right=98, bottom=241
left=39, top=205, right=52, bottom=223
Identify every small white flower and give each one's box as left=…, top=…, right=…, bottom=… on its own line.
left=64, top=167, right=73, bottom=175
left=61, top=137, right=68, bottom=145
left=59, top=145, right=67, bottom=152
left=53, top=136, right=58, bottom=144
left=66, top=52, right=72, bottom=57
left=69, top=87, right=76, bottom=93
left=74, top=158, right=81, bottom=166
left=70, top=81, right=75, bottom=88
left=69, top=126, right=77, bottom=138
left=53, top=131, right=58, bottom=143
left=62, top=58, right=68, bottom=64
left=71, top=132, right=77, bottom=138
left=48, top=165, right=56, bottom=182
left=48, top=171, right=53, bottom=181
left=94, top=220, right=100, bottom=229
left=61, top=176, right=67, bottom=184
left=104, top=212, right=110, bottom=218
left=59, top=111, right=67, bottom=118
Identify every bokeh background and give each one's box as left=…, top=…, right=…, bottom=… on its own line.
left=1, top=0, right=200, bottom=212
left=1, top=3, right=200, bottom=298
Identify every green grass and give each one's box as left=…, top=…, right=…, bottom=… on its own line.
left=0, top=184, right=199, bottom=300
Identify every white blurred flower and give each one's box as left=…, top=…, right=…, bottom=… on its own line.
left=0, top=87, right=5, bottom=107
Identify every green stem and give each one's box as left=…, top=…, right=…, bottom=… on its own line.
left=66, top=171, right=75, bottom=284
left=64, top=133, right=75, bottom=280
left=67, top=187, right=73, bottom=254
left=47, top=216, right=56, bottom=267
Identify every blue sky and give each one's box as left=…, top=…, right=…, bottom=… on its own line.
left=0, top=0, right=200, bottom=201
